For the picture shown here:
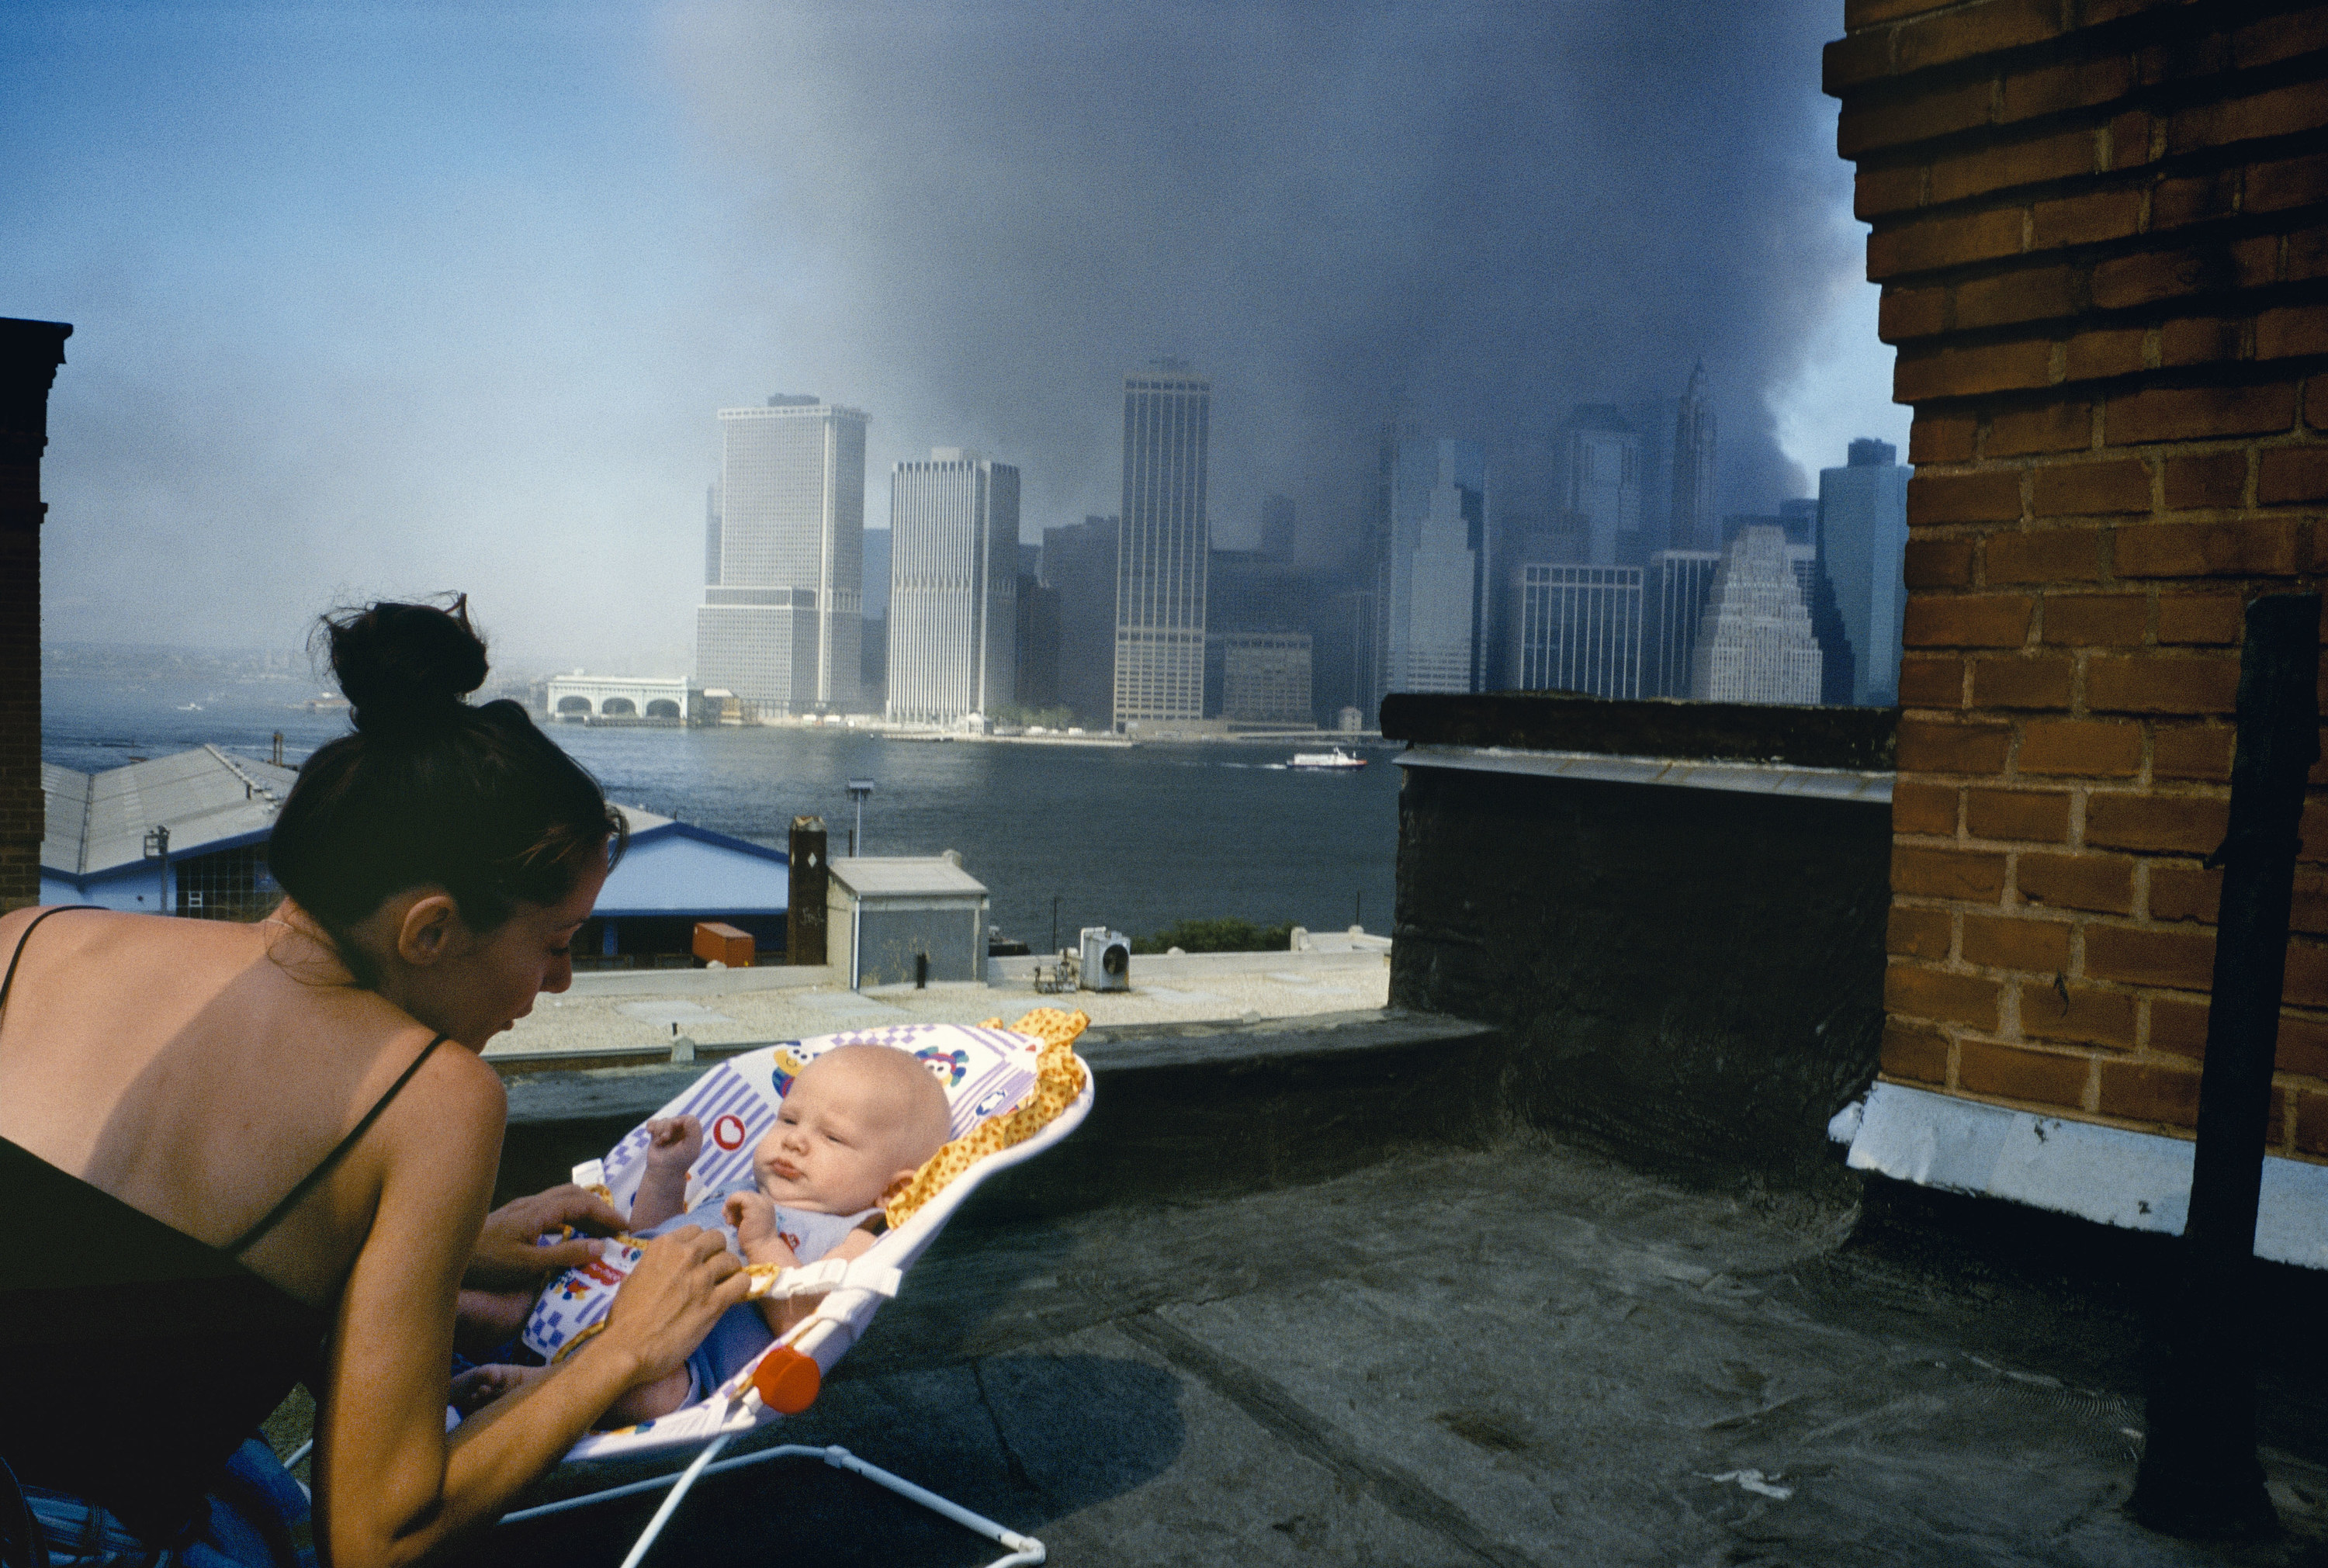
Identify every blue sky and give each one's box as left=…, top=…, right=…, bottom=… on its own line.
left=6, top=2, right=1904, bottom=672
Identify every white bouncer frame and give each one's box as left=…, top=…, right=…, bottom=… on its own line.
left=494, top=1035, right=1091, bottom=1566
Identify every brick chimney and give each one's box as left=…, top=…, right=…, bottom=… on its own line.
left=1825, top=5, right=2327, bottom=1147
left=0, top=318, right=71, bottom=912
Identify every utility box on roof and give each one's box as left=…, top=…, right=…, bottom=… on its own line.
left=691, top=921, right=754, bottom=968
left=826, top=855, right=989, bottom=990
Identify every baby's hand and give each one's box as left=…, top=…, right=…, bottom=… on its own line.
left=723, top=1190, right=799, bottom=1268
left=643, top=1116, right=702, bottom=1175
left=449, top=1362, right=542, bottom=1417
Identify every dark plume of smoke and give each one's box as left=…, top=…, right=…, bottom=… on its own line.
left=666, top=0, right=1855, bottom=556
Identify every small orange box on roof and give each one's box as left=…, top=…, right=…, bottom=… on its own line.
left=692, top=921, right=754, bottom=968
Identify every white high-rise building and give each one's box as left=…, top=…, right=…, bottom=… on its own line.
left=1114, top=363, right=1211, bottom=726
left=885, top=448, right=1019, bottom=725
left=697, top=396, right=868, bottom=715
left=1384, top=436, right=1488, bottom=697
left=1689, top=525, right=1824, bottom=705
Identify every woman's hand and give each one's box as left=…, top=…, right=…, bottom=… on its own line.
left=463, top=1184, right=626, bottom=1290
left=455, top=1183, right=629, bottom=1357
left=596, top=1227, right=749, bottom=1386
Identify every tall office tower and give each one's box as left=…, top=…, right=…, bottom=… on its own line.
left=697, top=395, right=868, bottom=715
left=1561, top=407, right=1644, bottom=566
left=1689, top=525, right=1824, bottom=704
left=885, top=448, right=1019, bottom=725
left=1512, top=565, right=1644, bottom=698
left=1647, top=549, right=1721, bottom=697
left=704, top=483, right=722, bottom=585
left=1044, top=515, right=1119, bottom=727
left=1818, top=437, right=1911, bottom=705
left=1669, top=360, right=1718, bottom=551
left=1384, top=437, right=1488, bottom=694
left=1219, top=632, right=1314, bottom=723
left=1318, top=586, right=1380, bottom=726
left=1261, top=493, right=1297, bottom=559
left=1015, top=574, right=1061, bottom=713
left=1113, top=362, right=1211, bottom=726
left=860, top=526, right=892, bottom=708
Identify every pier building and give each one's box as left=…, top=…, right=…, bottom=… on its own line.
left=544, top=673, right=698, bottom=722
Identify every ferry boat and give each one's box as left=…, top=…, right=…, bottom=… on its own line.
left=1288, top=747, right=1367, bottom=770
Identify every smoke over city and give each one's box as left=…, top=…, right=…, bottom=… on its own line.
left=666, top=0, right=1859, bottom=554
left=6, top=2, right=1879, bottom=664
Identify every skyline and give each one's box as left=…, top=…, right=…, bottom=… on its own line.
left=5, top=2, right=1908, bottom=673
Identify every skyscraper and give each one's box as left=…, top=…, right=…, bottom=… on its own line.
left=1514, top=565, right=1643, bottom=698
left=1647, top=549, right=1721, bottom=697
left=1561, top=408, right=1644, bottom=566
left=1669, top=360, right=1717, bottom=552
left=1385, top=437, right=1488, bottom=694
left=1818, top=437, right=1911, bottom=705
left=885, top=448, right=1019, bottom=725
left=860, top=525, right=892, bottom=708
left=1044, top=515, right=1118, bottom=728
left=1261, top=493, right=1297, bottom=559
left=1114, top=363, right=1210, bottom=726
left=704, top=483, right=722, bottom=585
left=1689, top=526, right=1824, bottom=705
left=697, top=395, right=868, bottom=715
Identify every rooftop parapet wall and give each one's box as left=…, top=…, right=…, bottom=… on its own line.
left=1824, top=1, right=2328, bottom=1153
left=1381, top=695, right=1892, bottom=1187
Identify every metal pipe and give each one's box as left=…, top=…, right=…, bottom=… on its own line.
left=615, top=1430, right=729, bottom=1568
left=2135, top=592, right=2321, bottom=1539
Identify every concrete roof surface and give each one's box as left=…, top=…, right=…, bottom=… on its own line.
left=828, top=855, right=989, bottom=898
left=458, top=1136, right=2328, bottom=1567
left=42, top=745, right=300, bottom=876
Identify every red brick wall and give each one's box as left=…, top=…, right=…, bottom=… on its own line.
left=0, top=320, right=72, bottom=912
left=1825, top=2, right=2328, bottom=1151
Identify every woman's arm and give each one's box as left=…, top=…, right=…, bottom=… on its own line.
left=310, top=1053, right=747, bottom=1568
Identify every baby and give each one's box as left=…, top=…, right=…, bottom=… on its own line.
left=469, top=1044, right=951, bottom=1428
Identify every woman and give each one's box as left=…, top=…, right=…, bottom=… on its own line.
left=0, top=599, right=749, bottom=1566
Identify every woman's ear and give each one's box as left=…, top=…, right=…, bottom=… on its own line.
left=395, top=892, right=463, bottom=967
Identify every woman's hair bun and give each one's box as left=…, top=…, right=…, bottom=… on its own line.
left=324, top=597, right=490, bottom=737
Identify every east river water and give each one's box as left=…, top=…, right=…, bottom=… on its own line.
left=42, top=672, right=1402, bottom=949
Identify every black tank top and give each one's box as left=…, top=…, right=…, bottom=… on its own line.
left=0, top=908, right=447, bottom=1546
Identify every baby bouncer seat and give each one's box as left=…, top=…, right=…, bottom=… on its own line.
left=497, top=1008, right=1093, bottom=1568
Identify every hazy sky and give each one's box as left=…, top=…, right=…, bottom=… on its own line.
left=5, top=2, right=1905, bottom=674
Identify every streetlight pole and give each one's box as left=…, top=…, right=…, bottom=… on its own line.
left=846, top=779, right=875, bottom=857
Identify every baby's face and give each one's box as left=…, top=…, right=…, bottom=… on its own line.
left=752, top=1052, right=921, bottom=1214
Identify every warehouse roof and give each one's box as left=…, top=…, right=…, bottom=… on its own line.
left=41, top=745, right=300, bottom=877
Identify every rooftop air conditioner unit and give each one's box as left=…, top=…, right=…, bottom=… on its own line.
left=1079, top=926, right=1131, bottom=992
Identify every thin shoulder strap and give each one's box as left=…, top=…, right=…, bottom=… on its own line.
left=0, top=905, right=86, bottom=1012
left=223, top=1033, right=451, bottom=1258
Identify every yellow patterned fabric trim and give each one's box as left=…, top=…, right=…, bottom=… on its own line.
left=882, top=1008, right=1090, bottom=1230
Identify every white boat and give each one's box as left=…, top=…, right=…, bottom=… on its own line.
left=1289, top=747, right=1367, bottom=770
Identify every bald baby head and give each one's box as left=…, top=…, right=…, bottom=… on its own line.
left=753, top=1044, right=953, bottom=1214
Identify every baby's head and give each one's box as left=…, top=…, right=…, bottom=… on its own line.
left=752, top=1044, right=952, bottom=1214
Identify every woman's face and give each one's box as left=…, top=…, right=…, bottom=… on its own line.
left=416, top=853, right=608, bottom=1050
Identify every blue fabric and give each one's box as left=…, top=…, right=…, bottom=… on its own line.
left=26, top=1440, right=313, bottom=1568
